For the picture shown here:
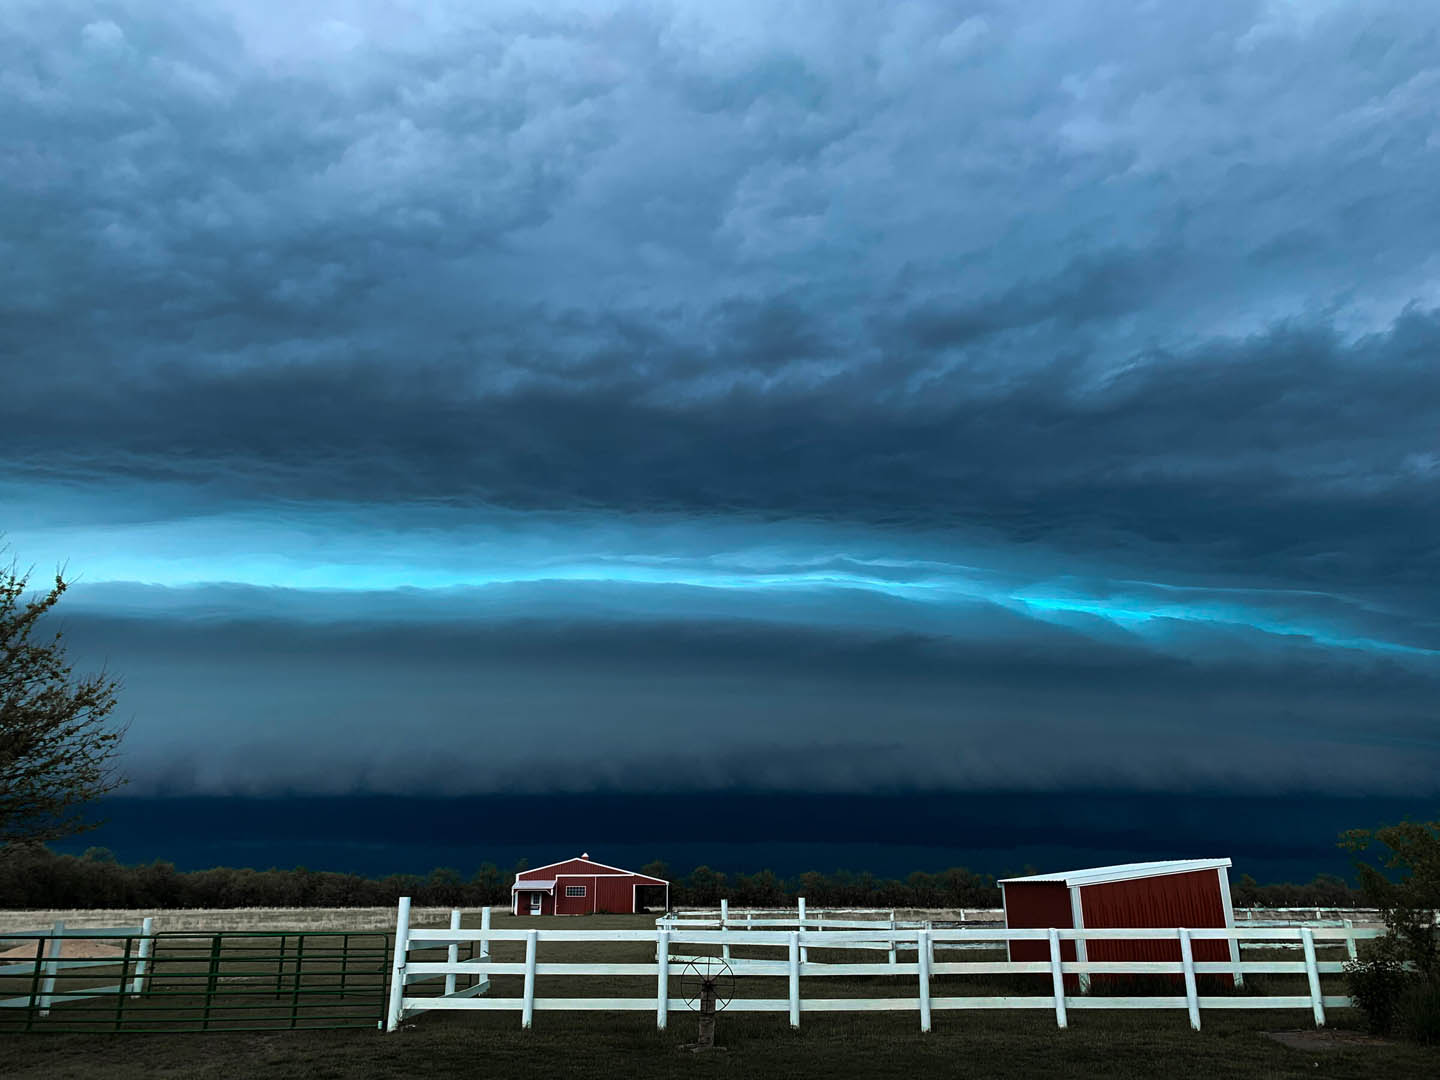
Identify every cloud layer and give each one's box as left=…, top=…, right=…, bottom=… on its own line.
left=3, top=1, right=1438, bottom=796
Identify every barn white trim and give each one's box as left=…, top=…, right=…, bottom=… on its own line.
left=516, top=855, right=668, bottom=883
left=999, top=859, right=1231, bottom=887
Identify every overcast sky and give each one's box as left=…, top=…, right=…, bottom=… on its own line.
left=4, top=0, right=1438, bottom=799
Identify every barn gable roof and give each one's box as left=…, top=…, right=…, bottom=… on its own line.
left=999, top=858, right=1231, bottom=888
left=514, top=855, right=669, bottom=885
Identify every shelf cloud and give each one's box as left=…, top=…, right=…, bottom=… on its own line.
left=5, top=1, right=1438, bottom=798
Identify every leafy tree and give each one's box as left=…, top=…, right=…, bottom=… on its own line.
left=683, top=865, right=726, bottom=906
left=1341, top=820, right=1440, bottom=1039
left=1, top=563, right=125, bottom=847
left=1342, top=821, right=1440, bottom=978
left=469, top=862, right=504, bottom=904
left=424, top=867, right=465, bottom=905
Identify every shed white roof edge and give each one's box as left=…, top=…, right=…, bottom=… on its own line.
left=510, top=879, right=557, bottom=891
left=999, top=858, right=1232, bottom=887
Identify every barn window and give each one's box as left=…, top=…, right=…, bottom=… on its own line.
left=566, top=885, right=586, bottom=897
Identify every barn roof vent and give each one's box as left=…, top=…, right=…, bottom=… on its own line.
left=581, top=852, right=589, bottom=859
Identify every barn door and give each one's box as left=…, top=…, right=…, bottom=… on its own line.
left=529, top=892, right=543, bottom=915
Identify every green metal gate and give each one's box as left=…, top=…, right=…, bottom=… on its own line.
left=0, top=930, right=390, bottom=1033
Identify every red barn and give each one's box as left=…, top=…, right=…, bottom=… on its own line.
left=1000, top=858, right=1240, bottom=991
left=510, top=853, right=670, bottom=916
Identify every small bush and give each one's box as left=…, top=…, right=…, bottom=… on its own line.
left=1344, top=950, right=1414, bottom=1035
left=1398, top=978, right=1440, bottom=1045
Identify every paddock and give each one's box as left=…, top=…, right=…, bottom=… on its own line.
left=0, top=901, right=1396, bottom=1037
left=386, top=899, right=1383, bottom=1034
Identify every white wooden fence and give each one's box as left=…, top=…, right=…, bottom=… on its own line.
left=660, top=900, right=1382, bottom=958
left=384, top=898, right=1381, bottom=1034
left=0, top=920, right=155, bottom=1014
left=675, top=902, right=1390, bottom=927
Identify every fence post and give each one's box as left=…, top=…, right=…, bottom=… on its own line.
left=889, top=915, right=897, bottom=968
left=113, top=935, right=134, bottom=1032
left=130, top=917, right=154, bottom=997
left=1228, top=927, right=1245, bottom=990
left=917, top=928, right=932, bottom=1032
left=1300, top=928, right=1325, bottom=1028
left=445, top=909, right=461, bottom=997
left=1343, top=919, right=1358, bottom=962
left=39, top=921, right=64, bottom=1017
left=656, top=929, right=670, bottom=1030
left=721, top=899, right=730, bottom=962
left=1178, top=928, right=1201, bottom=1031
left=798, top=897, right=808, bottom=964
left=289, top=934, right=306, bottom=1029
left=1048, top=928, right=1068, bottom=1030
left=203, top=934, right=223, bottom=1030
left=385, top=896, right=412, bottom=1033
left=24, top=938, right=45, bottom=1031
left=480, top=906, right=492, bottom=992
left=522, top=930, right=538, bottom=1030
left=788, top=931, right=801, bottom=1028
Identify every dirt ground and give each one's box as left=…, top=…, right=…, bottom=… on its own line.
left=0, top=940, right=123, bottom=960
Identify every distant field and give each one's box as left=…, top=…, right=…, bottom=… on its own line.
left=0, top=907, right=459, bottom=936
left=2, top=902, right=1385, bottom=942
left=0, top=906, right=998, bottom=938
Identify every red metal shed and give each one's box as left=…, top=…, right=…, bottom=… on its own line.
left=511, top=853, right=670, bottom=916
left=1000, top=858, right=1240, bottom=991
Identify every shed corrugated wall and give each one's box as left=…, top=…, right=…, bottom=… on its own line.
left=1001, top=881, right=1076, bottom=969
left=1079, top=869, right=1233, bottom=988
left=554, top=876, right=598, bottom=915
left=595, top=876, right=638, bottom=914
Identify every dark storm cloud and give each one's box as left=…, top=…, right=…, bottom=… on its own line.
left=4, top=2, right=1439, bottom=798
left=7, top=311, right=1438, bottom=596
left=56, top=603, right=1440, bottom=797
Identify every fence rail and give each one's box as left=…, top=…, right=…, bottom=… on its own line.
left=668, top=904, right=1394, bottom=926
left=657, top=899, right=1383, bottom=961
left=385, top=898, right=1383, bottom=1034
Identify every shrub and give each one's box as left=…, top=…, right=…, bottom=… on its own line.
left=1344, top=949, right=1413, bottom=1035
left=1397, top=977, right=1440, bottom=1045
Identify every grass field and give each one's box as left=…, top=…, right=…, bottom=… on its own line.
left=0, top=906, right=461, bottom=935
left=2, top=912, right=1435, bottom=1078
left=2, top=1007, right=1436, bottom=1079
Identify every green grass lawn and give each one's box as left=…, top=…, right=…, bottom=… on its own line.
left=3, top=912, right=1435, bottom=1078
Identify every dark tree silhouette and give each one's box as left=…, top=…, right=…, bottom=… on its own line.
left=1343, top=821, right=1440, bottom=978
left=1, top=562, right=125, bottom=847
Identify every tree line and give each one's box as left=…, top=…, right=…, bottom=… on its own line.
left=0, top=844, right=1370, bottom=911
